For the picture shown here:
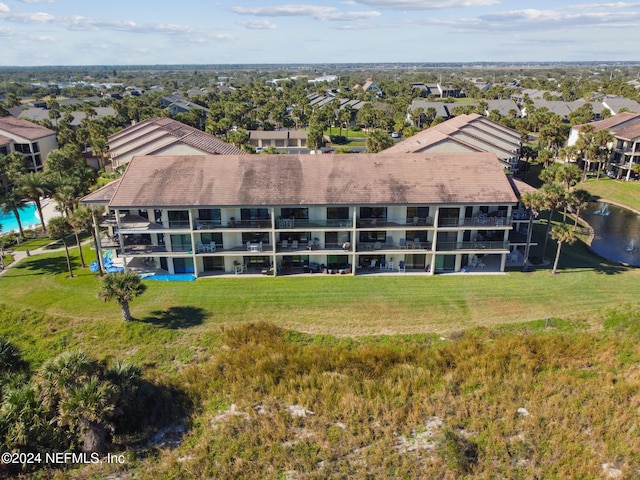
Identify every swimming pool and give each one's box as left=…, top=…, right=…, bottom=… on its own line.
left=142, top=273, right=196, bottom=281
left=0, top=203, right=40, bottom=232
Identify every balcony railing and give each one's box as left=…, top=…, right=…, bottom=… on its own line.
left=277, top=219, right=353, bottom=229
left=120, top=243, right=275, bottom=256
left=438, top=217, right=512, bottom=228
left=436, top=241, right=509, bottom=251
left=357, top=241, right=433, bottom=252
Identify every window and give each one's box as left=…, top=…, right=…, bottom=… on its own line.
left=327, top=207, right=349, bottom=220
left=31, top=142, right=40, bottom=153
left=280, top=208, right=308, bottom=220
left=14, top=143, right=30, bottom=154
left=360, top=207, right=386, bottom=220
left=168, top=210, right=190, bottom=228
left=406, top=207, right=429, bottom=219
left=198, top=208, right=221, bottom=225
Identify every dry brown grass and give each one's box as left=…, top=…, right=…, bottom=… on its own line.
left=53, top=320, right=640, bottom=480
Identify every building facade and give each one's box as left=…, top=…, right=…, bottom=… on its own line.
left=83, top=152, right=529, bottom=277
left=0, top=117, right=58, bottom=172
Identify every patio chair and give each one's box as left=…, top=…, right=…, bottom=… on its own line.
left=196, top=241, right=205, bottom=252
left=209, top=241, right=216, bottom=252
left=399, top=238, right=406, bottom=249
left=281, top=239, right=288, bottom=250
left=292, top=240, right=298, bottom=250
left=369, top=259, right=377, bottom=270
left=374, top=241, right=381, bottom=250
left=379, top=258, right=386, bottom=270
left=412, top=216, right=419, bottom=226
left=398, top=261, right=406, bottom=273
left=413, top=238, right=420, bottom=249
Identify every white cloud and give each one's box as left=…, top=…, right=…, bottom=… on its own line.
left=571, top=2, right=640, bottom=8
left=0, top=5, right=234, bottom=40
left=231, top=4, right=380, bottom=21
left=238, top=19, right=277, bottom=29
left=349, top=0, right=498, bottom=9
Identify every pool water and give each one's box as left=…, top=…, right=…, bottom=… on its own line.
left=142, top=273, right=196, bottom=281
left=0, top=203, right=40, bottom=232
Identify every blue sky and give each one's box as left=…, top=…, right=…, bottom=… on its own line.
left=0, top=0, right=639, bottom=66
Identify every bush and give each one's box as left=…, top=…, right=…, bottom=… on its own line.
left=329, top=135, right=348, bottom=145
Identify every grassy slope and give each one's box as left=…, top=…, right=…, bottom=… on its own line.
left=581, top=177, right=640, bottom=212
left=0, top=237, right=637, bottom=372
left=55, top=321, right=640, bottom=480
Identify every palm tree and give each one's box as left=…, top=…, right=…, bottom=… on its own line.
left=68, top=208, right=88, bottom=268
left=70, top=206, right=103, bottom=273
left=16, top=171, right=50, bottom=233
left=47, top=216, right=74, bottom=278
left=0, top=190, right=28, bottom=239
left=0, top=337, right=26, bottom=372
left=366, top=128, right=394, bottom=153
left=550, top=224, right=577, bottom=274
left=98, top=270, right=147, bottom=321
left=566, top=189, right=592, bottom=227
left=594, top=129, right=614, bottom=179
left=520, top=191, right=546, bottom=272
left=540, top=182, right=567, bottom=262
left=58, top=376, right=115, bottom=453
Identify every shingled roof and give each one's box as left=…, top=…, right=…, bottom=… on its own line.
left=105, top=152, right=518, bottom=209
left=108, top=117, right=245, bottom=166
left=383, top=114, right=521, bottom=161
left=0, top=116, right=56, bottom=141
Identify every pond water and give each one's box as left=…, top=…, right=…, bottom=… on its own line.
left=583, top=201, right=640, bottom=267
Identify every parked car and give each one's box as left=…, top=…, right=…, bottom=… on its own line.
left=391, top=132, right=400, bottom=138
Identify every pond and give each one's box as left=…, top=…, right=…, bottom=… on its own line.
left=583, top=201, right=640, bottom=267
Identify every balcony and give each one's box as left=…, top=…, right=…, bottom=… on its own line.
left=195, top=218, right=271, bottom=230
left=120, top=242, right=275, bottom=256
left=357, top=241, right=433, bottom=252
left=436, top=241, right=509, bottom=251
left=277, top=218, right=353, bottom=229
left=438, top=216, right=512, bottom=228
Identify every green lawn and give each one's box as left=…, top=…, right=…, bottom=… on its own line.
left=0, top=237, right=637, bottom=372
left=580, top=177, right=640, bottom=212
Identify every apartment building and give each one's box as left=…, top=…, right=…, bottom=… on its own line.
left=82, top=152, right=528, bottom=277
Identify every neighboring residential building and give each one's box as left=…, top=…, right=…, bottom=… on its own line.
left=8, top=106, right=116, bottom=126
left=82, top=152, right=531, bottom=278
left=568, top=112, right=640, bottom=179
left=601, top=96, right=640, bottom=115
left=0, top=116, right=58, bottom=172
left=385, top=113, right=522, bottom=171
left=247, top=130, right=308, bottom=149
left=159, top=94, right=210, bottom=116
left=407, top=100, right=453, bottom=122
left=107, top=117, right=245, bottom=169
left=361, top=80, right=383, bottom=96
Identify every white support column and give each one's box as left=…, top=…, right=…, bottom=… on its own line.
left=429, top=207, right=440, bottom=275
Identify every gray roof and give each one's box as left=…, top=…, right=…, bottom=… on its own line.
left=602, top=97, right=640, bottom=114
left=103, top=152, right=518, bottom=209
left=408, top=100, right=452, bottom=118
